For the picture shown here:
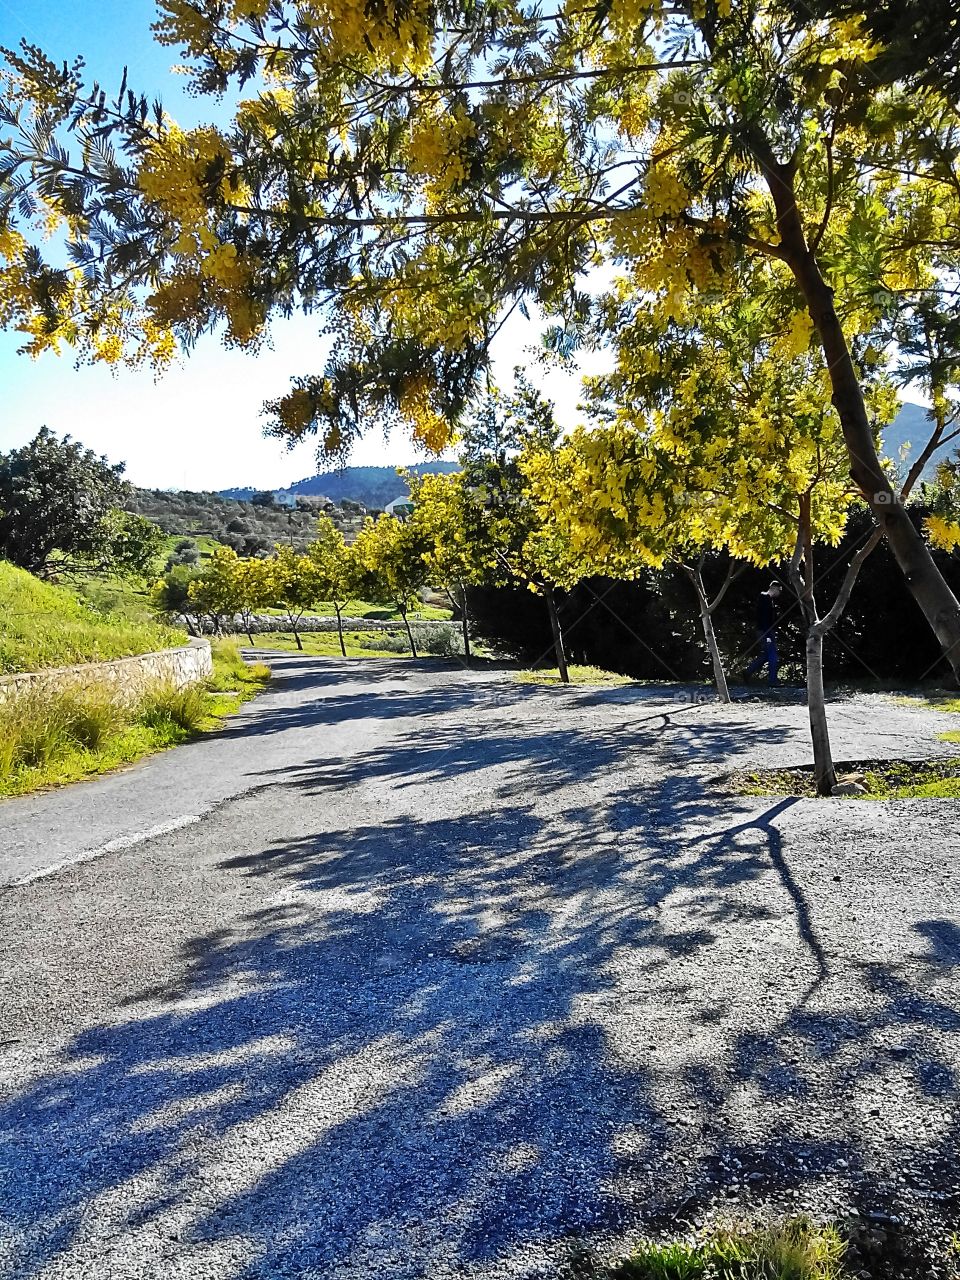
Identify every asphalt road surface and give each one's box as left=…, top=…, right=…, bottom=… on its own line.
left=2, top=654, right=960, bottom=1279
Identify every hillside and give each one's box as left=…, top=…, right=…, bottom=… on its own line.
left=0, top=562, right=184, bottom=675
left=221, top=461, right=460, bottom=509
left=128, top=488, right=365, bottom=553
left=217, top=406, right=949, bottom=506
left=881, top=401, right=949, bottom=484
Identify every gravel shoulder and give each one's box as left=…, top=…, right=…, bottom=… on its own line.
left=1, top=659, right=959, bottom=1279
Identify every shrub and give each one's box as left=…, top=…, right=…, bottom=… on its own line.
left=208, top=635, right=271, bottom=689
left=8, top=691, right=71, bottom=768
left=410, top=622, right=465, bottom=657
left=358, top=629, right=409, bottom=652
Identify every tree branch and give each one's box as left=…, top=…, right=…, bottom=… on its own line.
left=815, top=527, right=882, bottom=636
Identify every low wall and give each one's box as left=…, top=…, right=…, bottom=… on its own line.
left=195, top=614, right=453, bottom=635
left=0, top=638, right=213, bottom=706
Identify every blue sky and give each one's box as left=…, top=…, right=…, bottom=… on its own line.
left=0, top=1, right=598, bottom=488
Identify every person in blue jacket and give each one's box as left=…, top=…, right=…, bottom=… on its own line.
left=744, top=581, right=782, bottom=685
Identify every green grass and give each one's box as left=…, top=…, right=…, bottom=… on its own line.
left=607, top=1218, right=848, bottom=1280
left=514, top=664, right=635, bottom=686
left=737, top=756, right=960, bottom=800
left=0, top=636, right=270, bottom=798
left=0, top=562, right=184, bottom=675
left=252, top=629, right=413, bottom=658
left=258, top=597, right=453, bottom=622
left=900, top=691, right=960, bottom=716
left=251, top=624, right=472, bottom=660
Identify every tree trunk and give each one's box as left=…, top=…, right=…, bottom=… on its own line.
left=806, top=627, right=837, bottom=796
left=291, top=617, right=303, bottom=651
left=700, top=596, right=730, bottom=702
left=400, top=605, right=418, bottom=658
left=687, top=566, right=731, bottom=702
left=762, top=155, right=960, bottom=677
left=458, top=582, right=471, bottom=665
left=544, top=586, right=570, bottom=683
left=790, top=496, right=837, bottom=796
left=334, top=603, right=347, bottom=657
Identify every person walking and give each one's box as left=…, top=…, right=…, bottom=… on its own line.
left=744, top=581, right=782, bottom=685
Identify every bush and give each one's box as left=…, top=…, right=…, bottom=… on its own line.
left=410, top=622, right=465, bottom=657
left=9, top=691, right=71, bottom=768
left=358, top=629, right=408, bottom=652
left=167, top=538, right=201, bottom=568
left=209, top=635, right=271, bottom=689
left=0, top=683, right=123, bottom=773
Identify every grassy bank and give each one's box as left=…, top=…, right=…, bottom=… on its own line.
left=0, top=562, right=183, bottom=675
left=0, top=639, right=269, bottom=798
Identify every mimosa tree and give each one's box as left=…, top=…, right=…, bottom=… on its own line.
left=533, top=277, right=900, bottom=791
left=187, top=545, right=273, bottom=643
left=305, top=513, right=359, bottom=658
left=461, top=378, right=591, bottom=683
left=352, top=514, right=430, bottom=657
left=407, top=469, right=482, bottom=665
left=270, top=544, right=323, bottom=650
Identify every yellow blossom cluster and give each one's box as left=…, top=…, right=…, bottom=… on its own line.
left=153, top=0, right=217, bottom=57
left=398, top=374, right=451, bottom=453
left=137, top=126, right=234, bottom=230
left=295, top=0, right=435, bottom=73
left=236, top=89, right=294, bottom=141
left=645, top=165, right=691, bottom=217
left=601, top=0, right=662, bottom=42
left=0, top=225, right=30, bottom=329
left=926, top=515, right=960, bottom=552
left=408, top=107, right=477, bottom=194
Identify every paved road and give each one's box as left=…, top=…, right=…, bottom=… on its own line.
left=2, top=655, right=960, bottom=1278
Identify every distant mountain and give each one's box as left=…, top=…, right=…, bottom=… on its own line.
left=221, top=461, right=459, bottom=509
left=218, top=404, right=952, bottom=509
left=882, top=401, right=951, bottom=484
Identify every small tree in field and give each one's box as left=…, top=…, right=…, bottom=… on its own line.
left=407, top=470, right=478, bottom=664
left=153, top=563, right=202, bottom=634
left=270, top=544, right=323, bottom=651
left=306, top=514, right=359, bottom=657
left=185, top=545, right=274, bottom=643
left=186, top=546, right=238, bottom=635
left=353, top=514, right=429, bottom=657
left=233, top=555, right=274, bottom=646
left=461, top=378, right=588, bottom=683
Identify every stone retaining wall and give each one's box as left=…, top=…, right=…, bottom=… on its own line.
left=0, top=638, right=213, bottom=706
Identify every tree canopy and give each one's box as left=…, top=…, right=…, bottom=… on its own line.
left=3, top=0, right=960, bottom=663
left=0, top=427, right=163, bottom=578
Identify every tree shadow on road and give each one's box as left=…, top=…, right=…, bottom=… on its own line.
left=2, top=746, right=959, bottom=1277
